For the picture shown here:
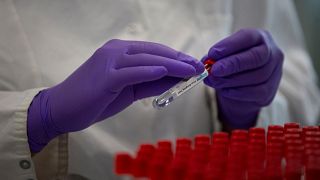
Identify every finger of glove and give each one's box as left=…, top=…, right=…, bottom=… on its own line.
left=109, top=66, right=168, bottom=92
left=118, top=53, right=198, bottom=77
left=126, top=40, right=205, bottom=74
left=211, top=44, right=270, bottom=77
left=133, top=77, right=182, bottom=100
left=206, top=56, right=279, bottom=89
left=127, top=40, right=183, bottom=59
left=98, top=86, right=135, bottom=121
left=217, top=64, right=282, bottom=106
left=98, top=77, right=181, bottom=120
left=208, top=29, right=264, bottom=60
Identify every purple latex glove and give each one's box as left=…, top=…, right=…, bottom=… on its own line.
left=202, top=29, right=284, bottom=130
left=27, top=39, right=204, bottom=152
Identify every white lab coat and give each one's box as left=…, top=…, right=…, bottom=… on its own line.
left=0, top=0, right=319, bottom=179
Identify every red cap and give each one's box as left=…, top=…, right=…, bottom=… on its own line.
left=304, top=131, right=320, bottom=139
left=305, top=153, right=320, bottom=180
left=157, top=140, right=173, bottom=157
left=285, top=133, right=301, bottom=141
left=267, top=142, right=284, bottom=156
left=303, top=126, right=319, bottom=133
left=304, top=137, right=320, bottom=146
left=268, top=135, right=285, bottom=144
left=114, top=123, right=320, bottom=180
left=176, top=144, right=192, bottom=154
left=249, top=127, right=266, bottom=135
left=158, top=140, right=172, bottom=149
left=212, top=132, right=229, bottom=139
left=132, top=156, right=150, bottom=177
left=249, top=133, right=266, bottom=141
left=166, top=159, right=187, bottom=180
left=284, top=122, right=300, bottom=130
left=203, top=58, right=216, bottom=73
left=249, top=138, right=265, bottom=148
left=115, top=153, right=133, bottom=174
left=139, top=144, right=155, bottom=151
left=149, top=157, right=168, bottom=180
left=137, top=144, right=155, bottom=156
left=268, top=130, right=284, bottom=137
left=285, top=128, right=302, bottom=135
left=232, top=129, right=248, bottom=138
left=212, top=138, right=229, bottom=148
left=204, top=163, right=225, bottom=180
left=268, top=125, right=284, bottom=132
left=231, top=131, right=248, bottom=148
left=176, top=138, right=192, bottom=147
left=133, top=144, right=156, bottom=177
left=195, top=134, right=210, bottom=145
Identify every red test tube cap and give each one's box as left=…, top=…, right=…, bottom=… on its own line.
left=195, top=134, right=210, bottom=145
left=158, top=140, right=172, bottom=149
left=176, top=138, right=192, bottom=147
left=249, top=127, right=266, bottom=135
left=284, top=123, right=300, bottom=131
left=115, top=153, right=133, bottom=175
left=204, top=58, right=216, bottom=73
left=212, top=132, right=229, bottom=142
left=268, top=125, right=284, bottom=132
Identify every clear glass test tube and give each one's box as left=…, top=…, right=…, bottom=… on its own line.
left=153, top=58, right=215, bottom=109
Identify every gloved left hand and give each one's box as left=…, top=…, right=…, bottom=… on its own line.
left=203, top=29, right=284, bottom=130
left=27, top=39, right=204, bottom=153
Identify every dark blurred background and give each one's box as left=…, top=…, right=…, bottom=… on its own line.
left=294, top=0, right=320, bottom=84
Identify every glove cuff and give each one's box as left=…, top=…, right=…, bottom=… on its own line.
left=217, top=95, right=260, bottom=131
left=27, top=89, right=61, bottom=153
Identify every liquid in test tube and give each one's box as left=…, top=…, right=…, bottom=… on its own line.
left=153, top=58, right=215, bottom=109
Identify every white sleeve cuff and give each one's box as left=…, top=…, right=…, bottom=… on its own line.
left=0, top=88, right=43, bottom=180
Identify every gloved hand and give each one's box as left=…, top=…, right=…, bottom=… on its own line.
left=27, top=39, right=204, bottom=152
left=203, top=29, right=284, bottom=130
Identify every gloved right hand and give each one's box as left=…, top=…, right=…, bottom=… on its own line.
left=27, top=39, right=204, bottom=153
left=202, top=29, right=284, bottom=131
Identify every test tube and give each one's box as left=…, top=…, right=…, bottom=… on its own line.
left=152, top=58, right=215, bottom=109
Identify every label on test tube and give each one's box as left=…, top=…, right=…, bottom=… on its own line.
left=176, top=70, right=209, bottom=96
left=153, top=70, right=209, bottom=109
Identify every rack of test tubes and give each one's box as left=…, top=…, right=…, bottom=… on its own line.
left=114, top=123, right=320, bottom=180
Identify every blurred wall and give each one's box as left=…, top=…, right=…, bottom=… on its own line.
left=294, top=0, right=320, bottom=84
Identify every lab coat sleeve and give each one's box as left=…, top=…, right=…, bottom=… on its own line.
left=265, top=0, right=320, bottom=126
left=259, top=0, right=320, bottom=126
left=0, top=89, right=68, bottom=180
left=232, top=0, right=320, bottom=127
